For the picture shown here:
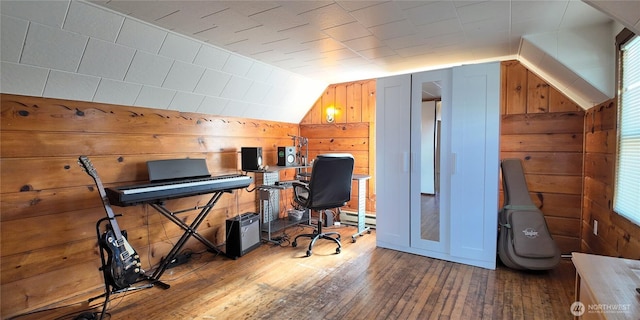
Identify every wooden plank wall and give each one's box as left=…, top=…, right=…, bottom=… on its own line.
left=582, top=100, right=640, bottom=259
left=299, top=79, right=376, bottom=213
left=0, top=94, right=299, bottom=318
left=500, top=60, right=584, bottom=254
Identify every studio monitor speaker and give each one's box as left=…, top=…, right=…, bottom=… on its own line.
left=241, top=147, right=262, bottom=171
left=277, top=146, right=296, bottom=166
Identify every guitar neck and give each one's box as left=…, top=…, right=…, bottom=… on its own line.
left=96, top=182, right=124, bottom=238
left=78, top=156, right=124, bottom=239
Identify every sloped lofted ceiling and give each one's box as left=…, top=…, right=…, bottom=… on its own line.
left=88, top=0, right=640, bottom=106
left=2, top=1, right=639, bottom=123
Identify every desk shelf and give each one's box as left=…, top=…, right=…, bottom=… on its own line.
left=261, top=210, right=310, bottom=234
left=254, top=167, right=311, bottom=243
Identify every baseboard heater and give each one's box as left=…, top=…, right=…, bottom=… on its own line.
left=339, top=210, right=376, bottom=228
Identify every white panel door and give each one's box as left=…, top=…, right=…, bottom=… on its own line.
left=376, top=74, right=411, bottom=249
left=449, top=62, right=501, bottom=268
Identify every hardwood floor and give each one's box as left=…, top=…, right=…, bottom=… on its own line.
left=11, top=225, right=576, bottom=320
left=421, top=193, right=440, bottom=241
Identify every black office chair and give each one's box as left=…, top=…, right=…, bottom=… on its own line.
left=291, top=153, right=354, bottom=257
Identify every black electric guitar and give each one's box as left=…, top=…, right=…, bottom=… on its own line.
left=78, top=156, right=144, bottom=290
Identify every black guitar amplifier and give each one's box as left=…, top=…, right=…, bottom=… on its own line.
left=226, top=213, right=261, bottom=259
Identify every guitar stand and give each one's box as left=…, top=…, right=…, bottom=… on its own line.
left=89, top=216, right=155, bottom=320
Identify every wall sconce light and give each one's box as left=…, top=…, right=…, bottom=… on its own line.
left=326, top=106, right=335, bottom=123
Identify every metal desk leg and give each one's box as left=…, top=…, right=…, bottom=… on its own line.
left=351, top=176, right=371, bottom=242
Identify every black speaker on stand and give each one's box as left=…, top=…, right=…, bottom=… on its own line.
left=241, top=147, right=262, bottom=171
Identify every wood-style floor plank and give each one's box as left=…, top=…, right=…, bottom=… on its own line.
left=9, top=226, right=577, bottom=320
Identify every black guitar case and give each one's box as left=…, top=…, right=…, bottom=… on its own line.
left=498, top=159, right=561, bottom=270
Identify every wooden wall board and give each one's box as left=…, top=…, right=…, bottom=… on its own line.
left=523, top=174, right=583, bottom=195
left=548, top=87, right=580, bottom=112
left=501, top=112, right=584, bottom=134
left=346, top=82, right=363, bottom=123
left=584, top=100, right=616, bottom=131
left=1, top=96, right=299, bottom=136
left=583, top=176, right=613, bottom=211
left=502, top=60, right=528, bottom=115
left=0, top=154, right=258, bottom=192
left=583, top=152, right=616, bottom=185
left=364, top=80, right=376, bottom=207
left=582, top=98, right=640, bottom=259
left=526, top=71, right=550, bottom=113
left=545, top=216, right=581, bottom=238
left=554, top=235, right=581, bottom=254
left=306, top=137, right=369, bottom=151
left=585, top=129, right=616, bottom=155
left=0, top=131, right=294, bottom=159
left=500, top=151, right=582, bottom=176
left=500, top=133, right=583, bottom=152
left=335, top=84, right=347, bottom=124
left=500, top=60, right=584, bottom=254
left=497, top=191, right=581, bottom=219
left=530, top=193, right=582, bottom=219
left=299, top=79, right=376, bottom=213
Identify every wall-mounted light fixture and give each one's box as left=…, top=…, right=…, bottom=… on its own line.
left=326, top=106, right=335, bottom=123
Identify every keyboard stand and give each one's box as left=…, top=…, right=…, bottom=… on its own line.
left=146, top=191, right=227, bottom=288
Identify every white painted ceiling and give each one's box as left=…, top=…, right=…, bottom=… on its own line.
left=2, top=1, right=640, bottom=122
left=92, top=0, right=614, bottom=85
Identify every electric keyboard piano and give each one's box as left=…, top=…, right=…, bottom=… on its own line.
left=106, top=174, right=252, bottom=206
left=103, top=158, right=254, bottom=288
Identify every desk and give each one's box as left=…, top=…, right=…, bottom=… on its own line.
left=572, top=252, right=640, bottom=319
left=250, top=165, right=311, bottom=243
left=252, top=167, right=371, bottom=244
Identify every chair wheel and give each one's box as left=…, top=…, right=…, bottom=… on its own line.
left=352, top=237, right=357, bottom=243
left=336, top=247, right=341, bottom=254
left=306, top=250, right=312, bottom=257
left=292, top=241, right=297, bottom=247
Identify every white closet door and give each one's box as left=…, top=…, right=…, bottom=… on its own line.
left=449, top=62, right=501, bottom=269
left=375, top=74, right=411, bottom=249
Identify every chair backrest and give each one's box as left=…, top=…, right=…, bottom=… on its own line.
left=306, top=153, right=355, bottom=210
